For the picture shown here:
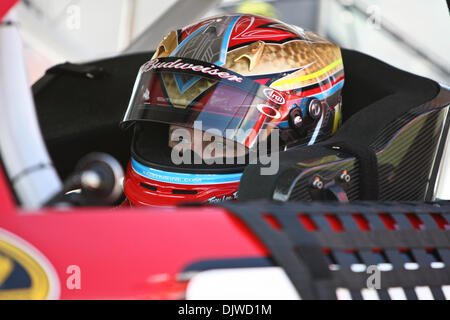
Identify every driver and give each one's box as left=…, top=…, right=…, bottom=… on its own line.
left=120, top=14, right=345, bottom=206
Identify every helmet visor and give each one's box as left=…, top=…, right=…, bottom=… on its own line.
left=121, top=57, right=286, bottom=148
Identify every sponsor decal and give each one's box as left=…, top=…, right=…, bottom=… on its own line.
left=256, top=104, right=281, bottom=119
left=0, top=228, right=60, bottom=300
left=141, top=58, right=243, bottom=83
left=263, top=88, right=285, bottom=105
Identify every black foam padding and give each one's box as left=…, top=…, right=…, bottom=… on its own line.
left=331, top=49, right=440, bottom=145
left=33, top=52, right=154, bottom=179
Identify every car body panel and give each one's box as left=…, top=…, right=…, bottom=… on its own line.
left=0, top=165, right=267, bottom=299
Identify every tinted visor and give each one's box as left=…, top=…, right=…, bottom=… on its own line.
left=121, top=57, right=285, bottom=148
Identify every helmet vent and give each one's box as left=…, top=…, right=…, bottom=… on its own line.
left=204, top=25, right=218, bottom=36
left=140, top=183, right=157, bottom=191
left=172, top=189, right=198, bottom=195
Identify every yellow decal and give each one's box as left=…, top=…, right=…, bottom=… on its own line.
left=271, top=58, right=343, bottom=88
left=0, top=255, right=13, bottom=285
left=332, top=102, right=342, bottom=135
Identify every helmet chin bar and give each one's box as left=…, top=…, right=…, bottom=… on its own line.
left=0, top=10, right=62, bottom=209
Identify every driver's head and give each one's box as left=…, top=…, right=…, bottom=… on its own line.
left=120, top=14, right=344, bottom=206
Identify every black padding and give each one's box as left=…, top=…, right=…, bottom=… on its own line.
left=332, top=50, right=440, bottom=145
left=46, top=62, right=107, bottom=79
left=238, top=49, right=440, bottom=201
left=34, top=52, right=154, bottom=179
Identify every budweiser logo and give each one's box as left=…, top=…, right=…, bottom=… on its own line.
left=141, top=59, right=243, bottom=83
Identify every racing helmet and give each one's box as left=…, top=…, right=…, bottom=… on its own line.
left=120, top=14, right=345, bottom=206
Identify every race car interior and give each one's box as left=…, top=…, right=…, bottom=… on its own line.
left=1, top=0, right=450, bottom=302
left=33, top=48, right=450, bottom=206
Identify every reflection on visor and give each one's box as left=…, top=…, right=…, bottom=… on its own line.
left=122, top=57, right=288, bottom=147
